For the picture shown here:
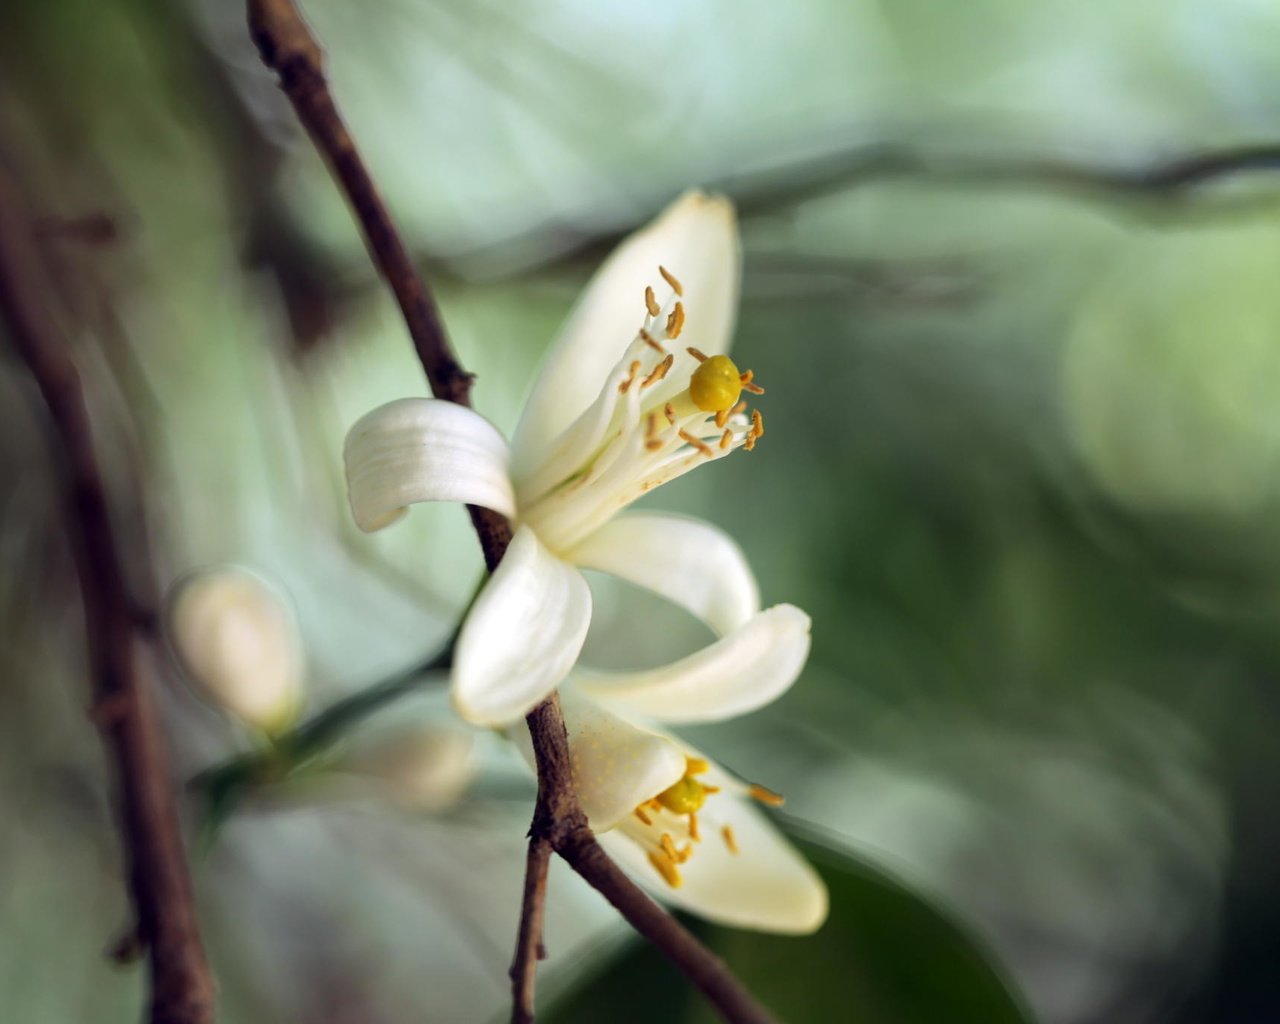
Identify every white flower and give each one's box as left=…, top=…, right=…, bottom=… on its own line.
left=167, top=567, right=304, bottom=734
left=508, top=669, right=828, bottom=935
left=344, top=191, right=798, bottom=728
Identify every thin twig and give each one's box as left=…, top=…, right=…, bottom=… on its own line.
left=509, top=836, right=552, bottom=1024
left=0, top=178, right=216, bottom=1023
left=245, top=2, right=776, bottom=1021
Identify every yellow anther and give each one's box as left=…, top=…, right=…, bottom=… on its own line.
left=730, top=400, right=747, bottom=416
left=686, top=756, right=710, bottom=775
left=657, top=774, right=710, bottom=814
left=748, top=783, right=785, bottom=807
left=634, top=805, right=652, bottom=826
left=666, top=302, right=685, bottom=339
left=640, top=328, right=664, bottom=352
left=688, top=812, right=700, bottom=841
left=719, top=428, right=733, bottom=450
left=686, top=346, right=708, bottom=362
left=645, top=438, right=665, bottom=451
left=702, top=784, right=721, bottom=795
left=722, top=824, right=739, bottom=854
left=618, top=359, right=643, bottom=393
left=659, top=265, right=684, bottom=296
left=661, top=833, right=679, bottom=860
left=648, top=850, right=683, bottom=888
left=678, top=429, right=714, bottom=458
left=644, top=286, right=660, bottom=317
left=664, top=402, right=677, bottom=425
left=751, top=409, right=764, bottom=438
left=641, top=353, right=674, bottom=389
left=714, top=408, right=729, bottom=429
left=689, top=354, right=744, bottom=413
left=743, top=381, right=766, bottom=395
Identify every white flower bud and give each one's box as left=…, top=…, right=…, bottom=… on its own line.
left=168, top=568, right=304, bottom=734
left=342, top=722, right=475, bottom=812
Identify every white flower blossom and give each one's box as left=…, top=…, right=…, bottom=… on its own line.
left=344, top=191, right=826, bottom=932
left=344, top=191, right=802, bottom=727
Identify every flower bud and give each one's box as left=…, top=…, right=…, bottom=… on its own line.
left=167, top=568, right=304, bottom=734
left=342, top=722, right=475, bottom=812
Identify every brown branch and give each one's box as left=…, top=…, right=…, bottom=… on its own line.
left=245, top=2, right=776, bottom=1021
left=0, top=179, right=215, bottom=1023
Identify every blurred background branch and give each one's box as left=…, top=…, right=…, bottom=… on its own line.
left=0, top=173, right=215, bottom=1024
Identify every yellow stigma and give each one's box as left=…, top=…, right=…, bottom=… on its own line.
left=656, top=774, right=710, bottom=815
left=689, top=354, right=743, bottom=413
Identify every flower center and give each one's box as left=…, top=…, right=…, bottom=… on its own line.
left=630, top=756, right=785, bottom=889
left=516, top=266, right=768, bottom=553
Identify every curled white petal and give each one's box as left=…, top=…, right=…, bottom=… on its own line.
left=167, top=568, right=304, bottom=733
left=452, top=526, right=592, bottom=726
left=575, top=605, right=810, bottom=724
left=506, top=688, right=686, bottom=831
left=344, top=397, right=516, bottom=532
left=602, top=791, right=828, bottom=934
left=567, top=513, right=759, bottom=637
left=512, top=191, right=740, bottom=477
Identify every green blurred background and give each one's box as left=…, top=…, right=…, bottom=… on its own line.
left=3, top=0, right=1280, bottom=1020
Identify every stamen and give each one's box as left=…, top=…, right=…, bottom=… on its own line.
left=666, top=302, right=685, bottom=339
left=688, top=813, right=700, bottom=841
left=678, top=429, right=714, bottom=458
left=618, top=359, right=643, bottom=393
left=661, top=833, right=679, bottom=861
left=714, top=408, right=729, bottom=429
left=645, top=438, right=666, bottom=451
left=722, top=825, right=739, bottom=854
left=702, top=785, right=721, bottom=795
left=751, top=409, right=764, bottom=438
left=748, top=783, right=785, bottom=807
left=677, top=843, right=693, bottom=864
left=644, top=286, right=660, bottom=317
left=634, top=806, right=652, bottom=826
left=659, top=265, right=684, bottom=296
left=743, top=381, right=766, bottom=395
left=646, top=411, right=658, bottom=438
left=641, top=353, right=674, bottom=389
left=648, top=850, right=683, bottom=888
left=686, top=757, right=710, bottom=775
left=664, top=402, right=677, bottom=425
left=730, top=401, right=747, bottom=416
left=686, top=346, right=708, bottom=363
left=740, top=369, right=754, bottom=385
left=640, top=328, right=664, bottom=352
left=719, top=428, right=732, bottom=450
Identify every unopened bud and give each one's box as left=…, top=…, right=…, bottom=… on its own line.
left=167, top=568, right=304, bottom=734
left=342, top=722, right=475, bottom=812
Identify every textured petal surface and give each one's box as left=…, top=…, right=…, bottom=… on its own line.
left=512, top=191, right=739, bottom=475
left=168, top=568, right=304, bottom=733
left=602, top=786, right=828, bottom=934
left=344, top=397, right=516, bottom=532
left=575, top=605, right=810, bottom=724
left=567, top=513, right=759, bottom=636
left=452, top=526, right=592, bottom=726
left=506, top=688, right=686, bottom=831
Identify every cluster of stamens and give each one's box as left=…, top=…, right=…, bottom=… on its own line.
left=633, top=755, right=786, bottom=889
left=516, top=265, right=770, bottom=553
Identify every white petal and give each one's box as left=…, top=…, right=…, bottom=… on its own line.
left=512, top=191, right=740, bottom=476
left=575, top=605, right=810, bottom=724
left=452, top=526, right=592, bottom=726
left=506, top=688, right=686, bottom=831
left=344, top=398, right=516, bottom=532
left=167, top=568, right=304, bottom=733
left=567, top=513, right=759, bottom=637
left=602, top=792, right=828, bottom=934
